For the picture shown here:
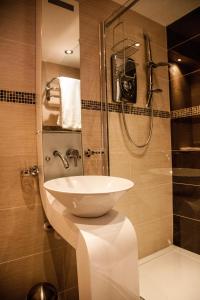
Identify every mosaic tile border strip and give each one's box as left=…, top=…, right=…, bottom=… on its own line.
left=81, top=100, right=170, bottom=118
left=0, top=89, right=36, bottom=104
left=0, top=90, right=170, bottom=118
left=171, top=106, right=200, bottom=119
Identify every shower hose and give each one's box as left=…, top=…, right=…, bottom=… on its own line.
left=121, top=98, right=154, bottom=148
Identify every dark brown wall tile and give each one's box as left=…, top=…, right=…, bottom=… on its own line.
left=167, top=7, right=200, bottom=49
left=173, top=183, right=200, bottom=220
left=174, top=215, right=200, bottom=254
left=172, top=150, right=200, bottom=169
left=171, top=119, right=193, bottom=150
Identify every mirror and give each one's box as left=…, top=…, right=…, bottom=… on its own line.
left=41, top=0, right=80, bottom=130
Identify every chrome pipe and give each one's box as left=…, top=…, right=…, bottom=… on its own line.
left=99, top=22, right=110, bottom=175
left=144, top=34, right=153, bottom=108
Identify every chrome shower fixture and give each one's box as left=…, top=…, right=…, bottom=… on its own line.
left=120, top=33, right=170, bottom=148
left=147, top=61, right=170, bottom=68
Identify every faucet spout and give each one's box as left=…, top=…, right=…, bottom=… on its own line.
left=53, top=150, right=69, bottom=169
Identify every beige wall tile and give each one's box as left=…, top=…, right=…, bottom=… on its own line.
left=110, top=154, right=133, bottom=180
left=81, top=109, right=103, bottom=174
left=0, top=205, right=66, bottom=262
left=83, top=155, right=103, bottom=175
left=42, top=62, right=80, bottom=81
left=81, top=109, right=102, bottom=148
left=130, top=151, right=172, bottom=189
left=0, top=1, right=79, bottom=298
left=80, top=55, right=100, bottom=101
left=0, top=246, right=77, bottom=300
left=115, top=183, right=172, bottom=225
left=80, top=0, right=119, bottom=101
left=0, top=155, right=40, bottom=209
left=109, top=112, right=171, bottom=155
left=120, top=9, right=167, bottom=49
left=109, top=108, right=172, bottom=256
left=0, top=103, right=37, bottom=157
left=0, top=38, right=35, bottom=92
left=110, top=147, right=172, bottom=180
left=105, top=0, right=172, bottom=259
left=0, top=0, right=35, bottom=46
left=134, top=215, right=173, bottom=258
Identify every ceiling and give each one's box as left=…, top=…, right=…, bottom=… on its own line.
left=113, top=0, right=200, bottom=26
left=42, top=0, right=199, bottom=67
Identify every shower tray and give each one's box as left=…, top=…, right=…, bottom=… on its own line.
left=139, top=245, right=200, bottom=300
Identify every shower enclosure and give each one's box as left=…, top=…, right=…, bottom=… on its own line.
left=100, top=0, right=172, bottom=258
left=99, top=2, right=200, bottom=297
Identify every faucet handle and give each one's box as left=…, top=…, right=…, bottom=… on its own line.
left=66, top=148, right=81, bottom=167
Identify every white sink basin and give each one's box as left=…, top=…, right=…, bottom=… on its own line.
left=44, top=175, right=134, bottom=217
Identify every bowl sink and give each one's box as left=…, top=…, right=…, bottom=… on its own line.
left=44, top=175, right=134, bottom=217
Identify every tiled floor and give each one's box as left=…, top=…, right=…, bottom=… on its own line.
left=139, top=245, right=200, bottom=300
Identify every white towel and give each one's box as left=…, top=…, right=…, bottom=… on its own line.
left=57, top=76, right=81, bottom=130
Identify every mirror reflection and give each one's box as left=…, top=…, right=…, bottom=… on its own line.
left=41, top=0, right=81, bottom=130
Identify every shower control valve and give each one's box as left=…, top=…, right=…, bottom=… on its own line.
left=21, top=165, right=39, bottom=177
left=84, top=148, right=105, bottom=158
left=66, top=148, right=81, bottom=167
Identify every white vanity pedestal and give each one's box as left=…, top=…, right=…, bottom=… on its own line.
left=44, top=191, right=140, bottom=300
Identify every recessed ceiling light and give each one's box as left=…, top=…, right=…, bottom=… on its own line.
left=65, top=50, right=73, bottom=54
left=134, top=42, right=140, bottom=47
left=177, top=58, right=182, bottom=62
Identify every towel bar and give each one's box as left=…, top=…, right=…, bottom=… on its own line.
left=46, top=77, right=61, bottom=102
left=46, top=87, right=60, bottom=91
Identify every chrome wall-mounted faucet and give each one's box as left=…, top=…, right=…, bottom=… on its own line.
left=53, top=150, right=69, bottom=169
